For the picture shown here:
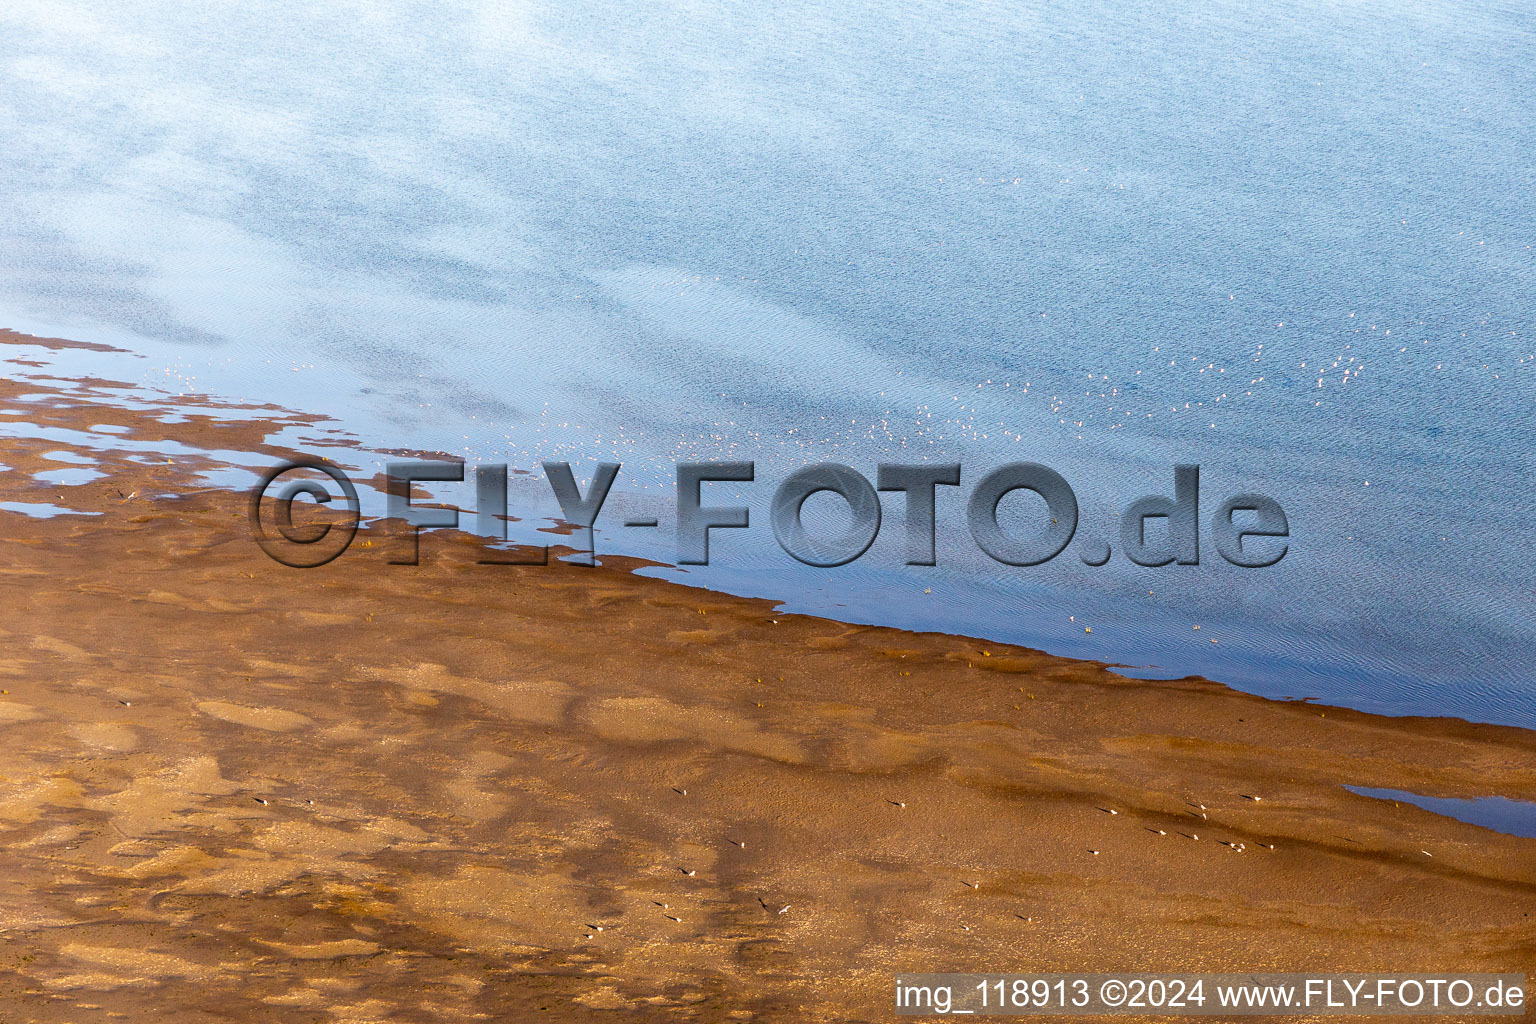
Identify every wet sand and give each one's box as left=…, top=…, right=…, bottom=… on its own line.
left=0, top=330, right=1533, bottom=1021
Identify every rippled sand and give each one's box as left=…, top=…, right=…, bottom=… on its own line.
left=1, top=331, right=1533, bottom=1021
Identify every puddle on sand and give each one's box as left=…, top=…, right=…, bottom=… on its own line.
left=35, top=466, right=106, bottom=486
left=41, top=449, right=98, bottom=465
left=0, top=501, right=103, bottom=518
left=1345, top=786, right=1536, bottom=839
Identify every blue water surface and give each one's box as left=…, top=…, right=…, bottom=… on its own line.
left=0, top=0, right=1531, bottom=724
left=1346, top=786, right=1536, bottom=839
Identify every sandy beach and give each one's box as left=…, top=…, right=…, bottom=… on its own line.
left=1, top=329, right=1533, bottom=1021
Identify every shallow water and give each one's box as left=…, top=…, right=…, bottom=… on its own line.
left=1345, top=786, right=1536, bottom=840
left=0, top=0, right=1531, bottom=725
left=34, top=466, right=106, bottom=486
left=0, top=500, right=102, bottom=518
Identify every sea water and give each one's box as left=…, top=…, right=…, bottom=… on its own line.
left=0, top=0, right=1531, bottom=725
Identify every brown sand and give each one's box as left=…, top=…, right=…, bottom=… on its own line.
left=0, top=330, right=1532, bottom=1021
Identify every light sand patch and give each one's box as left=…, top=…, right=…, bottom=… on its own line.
left=286, top=609, right=355, bottom=626
left=574, top=985, right=630, bottom=1009
left=197, top=700, right=312, bottom=731
left=69, top=721, right=138, bottom=750
left=45, top=971, right=170, bottom=991
left=87, top=755, right=240, bottom=836
left=398, top=864, right=586, bottom=952
left=32, top=635, right=90, bottom=658
left=323, top=998, right=396, bottom=1021
left=468, top=749, right=515, bottom=770
left=173, top=851, right=346, bottom=897
left=587, top=696, right=806, bottom=763
left=358, top=816, right=431, bottom=843
left=0, top=700, right=42, bottom=724
left=444, top=777, right=512, bottom=821
left=251, top=820, right=393, bottom=859
left=0, top=774, right=85, bottom=823
left=143, top=589, right=250, bottom=613
left=813, top=702, right=877, bottom=722
left=359, top=662, right=572, bottom=725
left=318, top=722, right=371, bottom=743
left=12, top=823, right=85, bottom=850
left=838, top=725, right=935, bottom=771
left=255, top=938, right=380, bottom=959
left=240, top=657, right=326, bottom=680
left=114, top=844, right=219, bottom=880
left=58, top=943, right=210, bottom=978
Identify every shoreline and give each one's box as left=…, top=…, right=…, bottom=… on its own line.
left=3, top=326, right=1525, bottom=731
left=2, top=330, right=1534, bottom=1019
left=3, top=328, right=1529, bottom=740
